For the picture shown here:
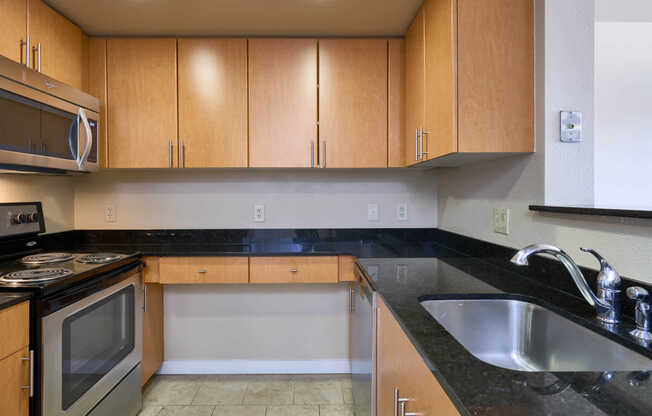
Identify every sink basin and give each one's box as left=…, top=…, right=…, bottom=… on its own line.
left=420, top=298, right=652, bottom=372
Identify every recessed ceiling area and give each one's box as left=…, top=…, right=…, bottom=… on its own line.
left=45, top=0, right=422, bottom=36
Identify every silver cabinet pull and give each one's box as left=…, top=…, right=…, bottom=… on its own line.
left=394, top=389, right=410, bottom=416
left=168, top=140, right=173, bottom=168
left=33, top=43, right=41, bottom=72
left=290, top=269, right=298, bottom=273
left=415, top=128, right=419, bottom=161
left=418, top=127, right=423, bottom=160
left=20, top=350, right=34, bottom=397
left=180, top=138, right=184, bottom=168
left=143, top=284, right=147, bottom=313
left=321, top=141, right=326, bottom=168
left=401, top=401, right=421, bottom=416
left=198, top=269, right=207, bottom=274
left=310, top=142, right=315, bottom=168
left=21, top=36, right=30, bottom=67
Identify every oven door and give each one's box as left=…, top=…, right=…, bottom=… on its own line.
left=42, top=270, right=142, bottom=416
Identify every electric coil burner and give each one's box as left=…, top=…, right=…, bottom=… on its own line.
left=0, top=268, right=74, bottom=283
left=21, top=252, right=74, bottom=265
left=76, top=253, right=126, bottom=264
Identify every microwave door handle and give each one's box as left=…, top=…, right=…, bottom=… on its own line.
left=78, top=108, right=93, bottom=169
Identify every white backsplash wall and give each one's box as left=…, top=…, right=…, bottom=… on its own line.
left=73, top=169, right=437, bottom=229
left=0, top=174, right=75, bottom=233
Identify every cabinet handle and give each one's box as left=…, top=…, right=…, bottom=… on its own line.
left=33, top=43, right=41, bottom=72
left=401, top=401, right=421, bottom=416
left=180, top=138, right=184, bottom=168
left=394, top=388, right=410, bottom=416
left=21, top=350, right=34, bottom=397
left=321, top=141, right=326, bottom=168
left=168, top=140, right=173, bottom=168
left=290, top=269, right=297, bottom=273
left=143, top=284, right=147, bottom=313
left=310, top=142, right=315, bottom=168
left=418, top=127, right=423, bottom=160
left=415, top=128, right=419, bottom=161
left=198, top=269, right=207, bottom=274
left=21, top=36, right=30, bottom=67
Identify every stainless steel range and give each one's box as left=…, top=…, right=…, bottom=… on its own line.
left=0, top=202, right=142, bottom=416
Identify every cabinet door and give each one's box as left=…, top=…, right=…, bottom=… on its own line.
left=106, top=38, right=178, bottom=168
left=0, top=0, right=27, bottom=64
left=249, top=38, right=317, bottom=168
left=178, top=38, right=248, bottom=168
left=457, top=0, right=534, bottom=153
left=142, top=283, right=163, bottom=386
left=0, top=301, right=29, bottom=360
left=423, top=0, right=458, bottom=160
left=319, top=39, right=387, bottom=168
left=27, top=0, right=84, bottom=89
left=0, top=347, right=30, bottom=416
left=403, top=9, right=425, bottom=166
left=377, top=298, right=459, bottom=416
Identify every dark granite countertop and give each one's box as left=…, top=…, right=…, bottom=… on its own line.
left=23, top=228, right=652, bottom=415
left=0, top=292, right=32, bottom=310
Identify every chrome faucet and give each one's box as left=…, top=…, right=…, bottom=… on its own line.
left=511, top=244, right=621, bottom=323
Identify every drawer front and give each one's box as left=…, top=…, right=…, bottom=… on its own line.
left=0, top=347, right=30, bottom=416
left=0, top=301, right=29, bottom=360
left=159, top=257, right=249, bottom=284
left=250, top=256, right=339, bottom=283
left=338, top=255, right=356, bottom=282
left=143, top=257, right=160, bottom=283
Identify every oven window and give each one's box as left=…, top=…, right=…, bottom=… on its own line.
left=61, top=285, right=135, bottom=410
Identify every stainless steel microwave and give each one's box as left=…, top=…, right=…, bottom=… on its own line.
left=0, top=54, right=100, bottom=173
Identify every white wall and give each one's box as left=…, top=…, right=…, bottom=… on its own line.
left=73, top=169, right=437, bottom=229
left=594, top=22, right=652, bottom=208
left=160, top=284, right=350, bottom=374
left=0, top=174, right=75, bottom=233
left=436, top=0, right=652, bottom=284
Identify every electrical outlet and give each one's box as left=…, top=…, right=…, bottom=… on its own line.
left=105, top=205, right=116, bottom=223
left=254, top=205, right=265, bottom=222
left=367, top=203, right=379, bottom=221
left=366, top=265, right=379, bottom=281
left=397, top=203, right=408, bottom=221
left=396, top=264, right=409, bottom=282
left=493, top=208, right=510, bottom=235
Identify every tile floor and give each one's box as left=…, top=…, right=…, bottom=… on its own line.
left=139, top=374, right=354, bottom=416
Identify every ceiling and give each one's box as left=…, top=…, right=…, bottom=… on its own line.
left=45, top=0, right=422, bottom=37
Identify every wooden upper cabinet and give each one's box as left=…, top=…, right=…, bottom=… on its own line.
left=27, top=0, right=84, bottom=89
left=318, top=39, right=388, bottom=168
left=423, top=0, right=457, bottom=160
left=178, top=39, right=248, bottom=168
left=249, top=38, right=317, bottom=168
left=0, top=0, right=28, bottom=64
left=377, top=297, right=459, bottom=416
left=404, top=9, right=425, bottom=166
left=106, top=38, right=178, bottom=168
left=403, top=0, right=533, bottom=166
left=388, top=38, right=405, bottom=168
left=457, top=0, right=534, bottom=153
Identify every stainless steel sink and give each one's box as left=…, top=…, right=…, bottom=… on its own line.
left=420, top=298, right=652, bottom=372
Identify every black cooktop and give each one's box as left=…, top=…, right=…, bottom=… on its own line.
left=0, top=252, right=142, bottom=296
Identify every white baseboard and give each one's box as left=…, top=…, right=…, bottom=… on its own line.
left=158, top=359, right=352, bottom=375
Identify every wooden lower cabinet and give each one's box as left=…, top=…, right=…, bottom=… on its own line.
left=250, top=256, right=338, bottom=284
left=338, top=255, right=356, bottom=282
left=159, top=257, right=249, bottom=284
left=142, top=283, right=164, bottom=386
left=377, top=297, right=459, bottom=416
left=0, top=301, right=31, bottom=416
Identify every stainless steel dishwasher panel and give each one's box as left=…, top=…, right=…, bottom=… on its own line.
left=352, top=264, right=377, bottom=416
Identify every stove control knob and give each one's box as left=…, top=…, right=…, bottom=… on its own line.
left=10, top=213, right=27, bottom=224
left=27, top=212, right=39, bottom=223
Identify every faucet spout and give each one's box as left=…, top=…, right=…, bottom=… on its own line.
left=511, top=244, right=614, bottom=318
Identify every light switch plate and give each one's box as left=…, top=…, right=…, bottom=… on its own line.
left=560, top=111, right=583, bottom=142
left=254, top=205, right=265, bottom=222
left=367, top=204, right=379, bottom=221
left=395, top=264, right=409, bottom=282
